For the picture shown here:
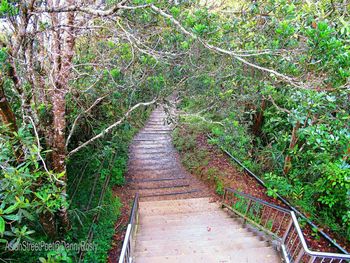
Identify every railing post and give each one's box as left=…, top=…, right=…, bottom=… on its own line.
left=223, top=188, right=227, bottom=204
left=295, top=248, right=305, bottom=263
left=307, top=256, right=316, bottom=263
left=282, top=217, right=293, bottom=243
left=244, top=200, right=253, bottom=223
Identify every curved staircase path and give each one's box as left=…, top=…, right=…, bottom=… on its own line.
left=126, top=106, right=281, bottom=262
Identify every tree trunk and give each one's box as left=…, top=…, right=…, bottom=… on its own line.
left=283, top=121, right=301, bottom=175
left=45, top=0, right=76, bottom=235
left=51, top=89, right=71, bottom=234
left=39, top=212, right=57, bottom=239
left=252, top=99, right=266, bottom=136
left=0, top=77, right=18, bottom=132
left=0, top=77, right=24, bottom=163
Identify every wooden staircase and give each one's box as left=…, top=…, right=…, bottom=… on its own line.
left=127, top=107, right=208, bottom=201
left=134, top=198, right=281, bottom=262
left=122, top=107, right=281, bottom=262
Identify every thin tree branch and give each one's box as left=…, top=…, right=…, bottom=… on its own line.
left=150, top=5, right=304, bottom=89
left=32, top=1, right=149, bottom=16
left=267, top=95, right=291, bottom=114
left=68, top=98, right=157, bottom=156
left=66, top=95, right=108, bottom=147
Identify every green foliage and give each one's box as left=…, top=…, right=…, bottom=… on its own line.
left=174, top=0, right=350, bottom=242
left=0, top=125, right=65, bottom=252
left=316, top=162, right=350, bottom=212
left=147, top=74, right=165, bottom=93
left=264, top=173, right=292, bottom=198
left=0, top=0, right=18, bottom=17
left=110, top=68, right=122, bottom=80
left=214, top=177, right=224, bottom=196
left=39, top=246, right=72, bottom=263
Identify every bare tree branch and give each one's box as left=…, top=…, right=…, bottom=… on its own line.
left=32, top=1, right=149, bottom=16
left=266, top=95, right=291, bottom=114
left=68, top=98, right=157, bottom=156
left=150, top=5, right=304, bottom=89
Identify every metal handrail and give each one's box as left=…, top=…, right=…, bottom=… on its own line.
left=119, top=194, right=139, bottom=263
left=223, top=188, right=350, bottom=263
left=208, top=133, right=349, bottom=255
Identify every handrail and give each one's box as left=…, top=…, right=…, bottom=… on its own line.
left=208, top=133, right=349, bottom=255
left=223, top=188, right=350, bottom=263
left=119, top=194, right=139, bottom=263
left=289, top=212, right=350, bottom=260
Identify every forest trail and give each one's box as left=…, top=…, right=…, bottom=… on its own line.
left=126, top=107, right=281, bottom=262
left=127, top=106, right=209, bottom=201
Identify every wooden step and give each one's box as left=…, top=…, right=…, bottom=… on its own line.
left=139, top=188, right=201, bottom=198
left=128, top=176, right=187, bottom=183
left=135, top=238, right=270, bottom=257
left=134, top=246, right=280, bottom=263
left=139, top=198, right=217, bottom=211
left=128, top=157, right=175, bottom=166
left=131, top=182, right=190, bottom=190
left=139, top=212, right=236, bottom=225
left=128, top=163, right=178, bottom=172
left=136, top=229, right=254, bottom=242
left=137, top=223, right=246, bottom=236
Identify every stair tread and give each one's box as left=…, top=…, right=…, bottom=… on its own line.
left=135, top=240, right=271, bottom=257
left=134, top=246, right=279, bottom=263
left=136, top=229, right=255, bottom=242
left=137, top=224, right=249, bottom=237
left=140, top=188, right=201, bottom=198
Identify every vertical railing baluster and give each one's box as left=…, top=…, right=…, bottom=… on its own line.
left=276, top=213, right=287, bottom=237
left=290, top=228, right=300, bottom=254
left=223, top=188, right=227, bottom=204
left=291, top=241, right=301, bottom=260
left=220, top=189, right=350, bottom=263
left=269, top=210, right=278, bottom=231
left=264, top=207, right=273, bottom=228
left=244, top=200, right=253, bottom=223
left=260, top=205, right=266, bottom=225
left=282, top=218, right=293, bottom=243
left=294, top=247, right=305, bottom=263
left=308, top=256, right=316, bottom=263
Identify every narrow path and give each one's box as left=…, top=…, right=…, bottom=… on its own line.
left=127, top=106, right=209, bottom=201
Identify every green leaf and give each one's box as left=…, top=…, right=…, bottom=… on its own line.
left=3, top=204, right=18, bottom=214
left=0, top=217, right=5, bottom=235
left=3, top=214, right=19, bottom=221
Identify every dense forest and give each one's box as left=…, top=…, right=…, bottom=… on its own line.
left=0, top=0, right=349, bottom=262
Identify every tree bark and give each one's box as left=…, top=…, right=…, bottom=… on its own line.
left=0, top=77, right=18, bottom=132
left=252, top=99, right=266, bottom=136
left=0, top=77, right=24, bottom=163
left=283, top=121, right=301, bottom=175
left=39, top=212, right=57, bottom=239
left=48, top=0, right=76, bottom=234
